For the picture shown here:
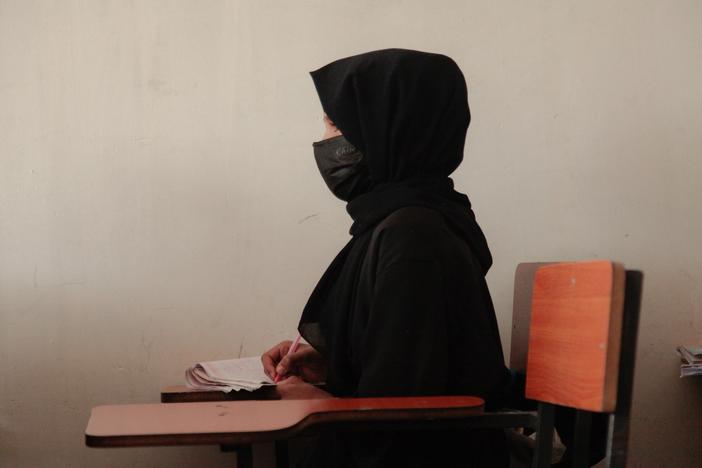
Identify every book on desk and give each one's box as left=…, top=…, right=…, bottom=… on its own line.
left=185, top=356, right=275, bottom=392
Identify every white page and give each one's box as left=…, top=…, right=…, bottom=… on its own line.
left=197, top=356, right=274, bottom=385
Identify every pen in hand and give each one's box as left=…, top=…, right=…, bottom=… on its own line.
left=274, top=334, right=302, bottom=383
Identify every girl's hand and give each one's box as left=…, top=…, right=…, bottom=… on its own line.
left=261, top=341, right=327, bottom=383
left=275, top=375, right=332, bottom=400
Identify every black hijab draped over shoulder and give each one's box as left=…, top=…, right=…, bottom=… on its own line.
left=299, top=48, right=494, bottom=355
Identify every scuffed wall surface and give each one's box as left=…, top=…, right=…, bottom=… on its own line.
left=1, top=1, right=701, bottom=466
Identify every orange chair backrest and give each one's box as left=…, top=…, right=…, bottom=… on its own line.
left=525, top=260, right=626, bottom=412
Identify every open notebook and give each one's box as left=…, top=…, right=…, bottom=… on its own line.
left=185, top=356, right=274, bottom=392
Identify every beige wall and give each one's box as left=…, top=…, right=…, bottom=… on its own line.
left=1, top=1, right=701, bottom=467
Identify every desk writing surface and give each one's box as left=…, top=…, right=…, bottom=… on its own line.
left=86, top=396, right=484, bottom=447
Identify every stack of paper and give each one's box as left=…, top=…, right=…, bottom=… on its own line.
left=676, top=345, right=702, bottom=377
left=185, top=356, right=275, bottom=392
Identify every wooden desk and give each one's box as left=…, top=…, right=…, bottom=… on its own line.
left=161, top=385, right=280, bottom=403
left=85, top=394, right=486, bottom=468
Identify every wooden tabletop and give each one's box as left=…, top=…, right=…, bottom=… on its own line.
left=161, top=385, right=281, bottom=402
left=86, top=395, right=484, bottom=447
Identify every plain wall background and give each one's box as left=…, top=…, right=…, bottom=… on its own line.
left=1, top=1, right=701, bottom=466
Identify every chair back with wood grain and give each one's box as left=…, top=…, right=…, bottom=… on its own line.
left=526, top=260, right=626, bottom=413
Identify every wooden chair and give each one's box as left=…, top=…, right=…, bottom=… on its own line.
left=505, top=261, right=643, bottom=467
left=85, top=260, right=642, bottom=468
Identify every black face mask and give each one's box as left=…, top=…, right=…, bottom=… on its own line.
left=313, top=135, right=373, bottom=202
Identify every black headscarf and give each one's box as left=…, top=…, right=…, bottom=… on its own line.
left=298, top=48, right=492, bottom=360
left=310, top=48, right=470, bottom=183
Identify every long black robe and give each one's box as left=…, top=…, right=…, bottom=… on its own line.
left=297, top=49, right=511, bottom=467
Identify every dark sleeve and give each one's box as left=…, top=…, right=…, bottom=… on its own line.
left=355, top=258, right=449, bottom=397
